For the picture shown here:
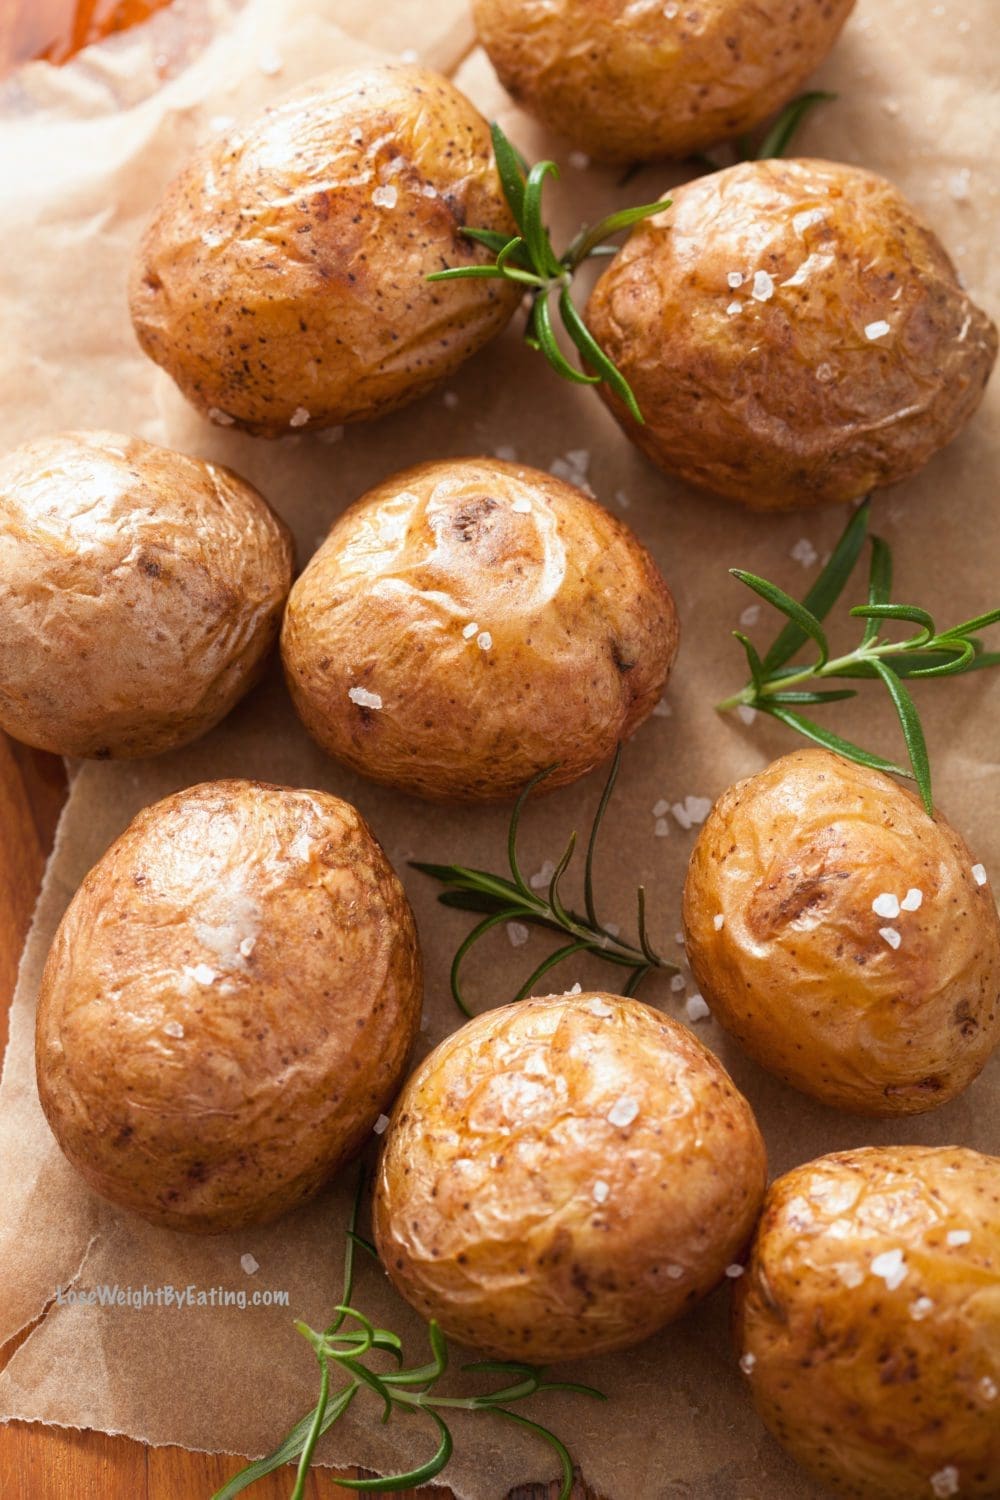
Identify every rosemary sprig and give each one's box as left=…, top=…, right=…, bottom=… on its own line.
left=413, top=746, right=679, bottom=1015
left=214, top=1171, right=603, bottom=1500
left=429, top=123, right=667, bottom=422
left=718, top=500, right=1000, bottom=814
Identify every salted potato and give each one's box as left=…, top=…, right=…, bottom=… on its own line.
left=129, top=65, right=519, bottom=436
left=35, top=780, right=422, bottom=1233
left=734, top=1146, right=1000, bottom=1498
left=373, top=992, right=767, bottom=1361
left=473, top=0, right=855, bottom=163
left=281, top=457, right=679, bottom=801
left=683, top=749, right=1000, bottom=1115
left=0, top=431, right=293, bottom=759
left=586, top=159, right=998, bottom=510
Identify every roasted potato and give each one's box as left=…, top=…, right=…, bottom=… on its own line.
left=473, top=0, right=855, bottom=163
left=734, top=1146, right=1000, bottom=1498
left=683, top=749, right=1000, bottom=1115
left=129, top=64, right=519, bottom=436
left=586, top=159, right=997, bottom=510
left=372, top=992, right=767, bottom=1361
left=35, top=779, right=422, bottom=1233
left=0, top=430, right=293, bottom=759
left=281, top=457, right=679, bottom=801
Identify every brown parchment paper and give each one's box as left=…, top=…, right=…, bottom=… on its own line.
left=0, top=1, right=998, bottom=1494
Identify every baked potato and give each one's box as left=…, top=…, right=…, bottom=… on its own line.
left=586, top=159, right=997, bottom=510
left=683, top=748, right=1000, bottom=1115
left=473, top=0, right=855, bottom=163
left=372, top=991, right=767, bottom=1361
left=129, top=64, right=520, bottom=436
left=0, top=430, right=293, bottom=758
left=734, top=1145, right=1000, bottom=1498
left=35, top=779, right=422, bottom=1233
left=281, top=457, right=679, bottom=801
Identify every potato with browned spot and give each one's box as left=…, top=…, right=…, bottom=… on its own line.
left=129, top=64, right=520, bottom=436
left=734, top=1146, right=1000, bottom=1498
left=586, top=159, right=997, bottom=510
left=0, top=430, right=293, bottom=759
left=474, top=0, right=855, bottom=163
left=35, top=780, right=422, bottom=1233
left=280, top=457, right=679, bottom=802
left=683, top=749, right=1000, bottom=1114
left=373, top=992, right=767, bottom=1361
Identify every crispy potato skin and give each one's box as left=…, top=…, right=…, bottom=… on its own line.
left=35, top=780, right=422, bottom=1233
left=0, top=431, right=293, bottom=759
left=129, top=65, right=520, bottom=436
left=683, top=749, right=1000, bottom=1114
left=473, top=0, right=855, bottom=163
left=372, top=992, right=767, bottom=1361
left=281, top=457, right=679, bottom=801
left=734, top=1146, right=1000, bottom=1498
left=586, top=159, right=998, bottom=510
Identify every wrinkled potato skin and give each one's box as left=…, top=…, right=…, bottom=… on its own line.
left=281, top=458, right=679, bottom=801
left=474, top=0, right=855, bottom=163
left=373, top=993, right=767, bottom=1361
left=683, top=749, right=1000, bottom=1114
left=36, top=780, right=422, bottom=1233
left=0, top=431, right=293, bottom=758
left=129, top=65, right=520, bottom=435
left=587, top=160, right=998, bottom=510
left=734, top=1146, right=1000, bottom=1498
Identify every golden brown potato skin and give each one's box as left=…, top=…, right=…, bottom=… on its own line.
left=35, top=780, right=422, bottom=1233
left=586, top=159, right=997, bottom=510
left=0, top=431, right=293, bottom=758
left=373, top=992, right=767, bottom=1361
left=683, top=749, right=1000, bottom=1115
left=281, top=457, right=679, bottom=801
left=474, top=0, right=855, bottom=163
left=129, top=65, right=519, bottom=436
left=734, top=1146, right=1000, bottom=1498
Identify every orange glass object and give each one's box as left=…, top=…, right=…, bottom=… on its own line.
left=1, top=0, right=174, bottom=73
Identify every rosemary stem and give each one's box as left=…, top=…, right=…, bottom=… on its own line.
left=718, top=633, right=931, bottom=711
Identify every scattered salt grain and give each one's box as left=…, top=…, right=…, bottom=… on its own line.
left=837, top=1262, right=865, bottom=1288
left=289, top=406, right=310, bottom=428
left=725, top=1264, right=745, bottom=1279
left=740, top=604, right=761, bottom=627
left=349, top=126, right=364, bottom=144
left=652, top=698, right=672, bottom=718
left=672, top=795, right=712, bottom=830
left=568, top=150, right=591, bottom=170
left=739, top=1353, right=757, bottom=1374
left=871, top=1248, right=908, bottom=1290
left=948, top=169, right=971, bottom=203
left=476, top=631, right=493, bottom=651
left=163, top=1020, right=184, bottom=1039
left=239, top=936, right=256, bottom=959
left=946, top=1229, right=971, bottom=1247
left=373, top=1113, right=391, bottom=1135
left=185, top=963, right=217, bottom=986
left=348, top=686, right=382, bottom=710
left=675, top=931, right=686, bottom=945
left=566, top=982, right=583, bottom=995
left=980, top=1377, right=998, bottom=1401
left=873, top=892, right=901, bottom=919
left=727, top=271, right=744, bottom=289
left=930, top=1468, right=960, bottom=1499
left=608, top=1096, right=639, bottom=1128
left=663, top=2, right=678, bottom=16
left=372, top=185, right=398, bottom=209
left=865, top=320, right=891, bottom=341
left=751, top=270, right=774, bottom=302
left=910, top=1296, right=934, bottom=1320
left=507, top=922, right=530, bottom=948
left=791, top=537, right=818, bottom=567
left=240, top=1253, right=260, bottom=1276
left=530, top=860, right=557, bottom=890
left=462, top=622, right=479, bottom=639
left=443, top=390, right=459, bottom=409
left=257, top=47, right=283, bottom=76
left=494, top=444, right=518, bottom=461
left=398, top=47, right=419, bottom=62
left=587, top=998, right=614, bottom=1018
left=208, top=114, right=235, bottom=134
left=685, top=993, right=710, bottom=1023
left=422, top=182, right=438, bottom=198
left=207, top=407, right=235, bottom=426
left=652, top=798, right=670, bottom=818
left=737, top=705, right=757, bottom=725
left=726, top=302, right=743, bottom=316
left=592, top=1179, right=610, bottom=1204
left=614, top=488, right=631, bottom=509
left=901, top=887, right=924, bottom=912
left=511, top=496, right=532, bottom=513
left=604, top=922, right=620, bottom=938
left=654, top=818, right=670, bottom=838
left=879, top=927, right=902, bottom=950
left=972, top=863, right=988, bottom=886
left=670, top=974, right=686, bottom=993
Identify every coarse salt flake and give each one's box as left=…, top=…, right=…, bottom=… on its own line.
left=879, top=926, right=902, bottom=950
left=739, top=1353, right=756, bottom=1374
left=726, top=301, right=743, bottom=316
left=672, top=795, right=712, bottom=830
left=349, top=125, right=364, bottom=144
left=592, top=1179, right=610, bottom=1203
left=566, top=982, right=582, bottom=995
left=289, top=406, right=310, bottom=428
left=186, top=963, right=217, bottom=986
left=239, top=936, right=256, bottom=958
left=713, top=914, right=725, bottom=931
left=652, top=698, right=672, bottom=717
left=511, top=496, right=532, bottom=513
left=398, top=47, right=419, bottom=62
left=972, top=863, right=988, bottom=886
left=443, top=390, right=459, bottom=409
left=948, top=169, right=971, bottom=202
left=727, top=271, right=744, bottom=288
left=865, top=320, right=891, bottom=341
left=163, top=1020, right=184, bottom=1039
left=652, top=798, right=670, bottom=818
left=980, top=1377, right=998, bottom=1400
left=240, top=1253, right=260, bottom=1275
left=871, top=1248, right=908, bottom=1290
left=654, top=818, right=670, bottom=838
left=207, top=407, right=235, bottom=426
left=587, top=998, right=614, bottom=1018
left=462, top=621, right=479, bottom=639
left=257, top=47, right=283, bottom=75
left=873, top=892, right=901, bottom=919
left=725, top=1264, right=745, bottom=1279
left=793, top=208, right=827, bottom=234
left=901, top=887, right=924, bottom=911
left=911, top=1296, right=934, bottom=1320
left=930, top=1468, right=960, bottom=1499
left=751, top=270, right=774, bottom=301
left=494, top=444, right=518, bottom=462
left=373, top=1113, right=391, bottom=1135
left=685, top=993, right=710, bottom=1023
left=507, top=922, right=530, bottom=948
left=675, top=931, right=686, bottom=945
left=530, top=860, right=556, bottom=890
left=608, top=1096, right=639, bottom=1128
left=740, top=604, right=761, bottom=626
left=791, top=537, right=818, bottom=567
left=568, top=150, right=591, bottom=170
left=946, top=1229, right=971, bottom=1246
left=671, top=974, right=686, bottom=992
left=737, top=704, right=758, bottom=725
left=665, top=1263, right=685, bottom=1278
left=476, top=631, right=493, bottom=651
left=372, top=184, right=398, bottom=209
left=348, top=686, right=382, bottom=710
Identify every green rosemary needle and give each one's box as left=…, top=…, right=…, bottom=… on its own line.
left=413, top=747, right=679, bottom=1015
left=718, top=499, right=1000, bottom=815
left=213, top=1171, right=603, bottom=1500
